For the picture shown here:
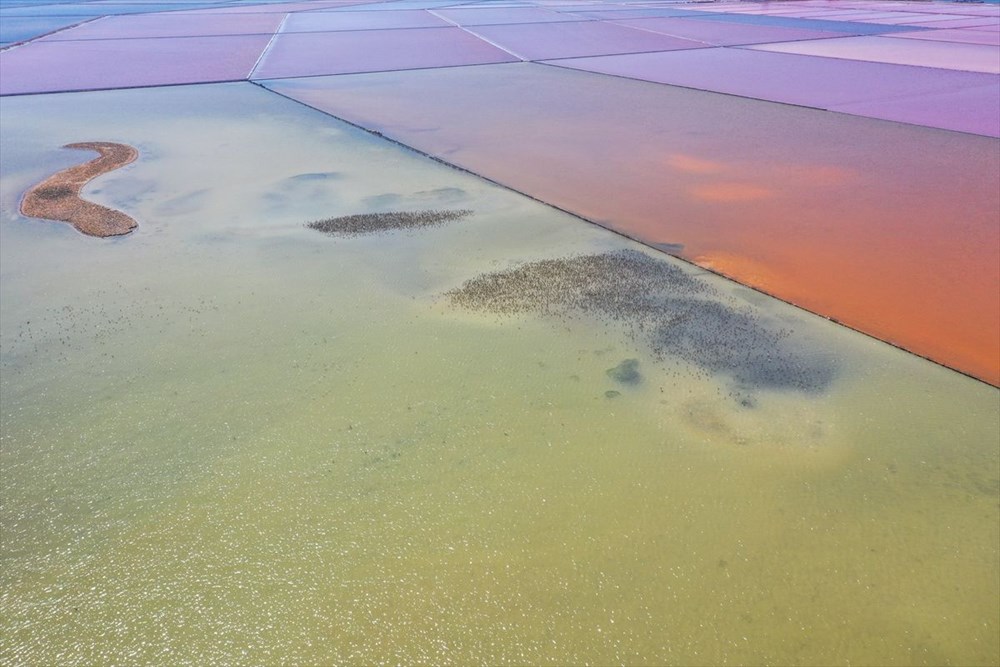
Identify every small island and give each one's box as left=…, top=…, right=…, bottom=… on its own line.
left=20, top=142, right=139, bottom=238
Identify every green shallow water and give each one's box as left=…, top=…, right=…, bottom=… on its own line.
left=0, top=82, right=997, bottom=666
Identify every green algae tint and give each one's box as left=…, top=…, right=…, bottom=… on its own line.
left=1, top=82, right=997, bottom=666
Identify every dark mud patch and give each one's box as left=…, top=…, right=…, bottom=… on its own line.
left=307, top=209, right=473, bottom=236
left=447, top=249, right=837, bottom=394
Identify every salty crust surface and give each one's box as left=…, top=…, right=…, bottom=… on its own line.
left=20, top=142, right=138, bottom=238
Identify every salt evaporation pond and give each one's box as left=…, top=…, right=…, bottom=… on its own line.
left=1, top=82, right=997, bottom=666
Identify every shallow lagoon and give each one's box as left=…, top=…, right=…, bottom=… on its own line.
left=0, top=82, right=997, bottom=665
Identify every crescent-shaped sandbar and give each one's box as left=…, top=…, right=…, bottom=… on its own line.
left=20, top=142, right=139, bottom=238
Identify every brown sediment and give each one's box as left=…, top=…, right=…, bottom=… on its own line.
left=20, top=142, right=139, bottom=238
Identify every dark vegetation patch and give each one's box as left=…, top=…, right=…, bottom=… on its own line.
left=33, top=185, right=73, bottom=201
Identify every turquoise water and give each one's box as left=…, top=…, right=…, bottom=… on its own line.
left=1, top=82, right=997, bottom=666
